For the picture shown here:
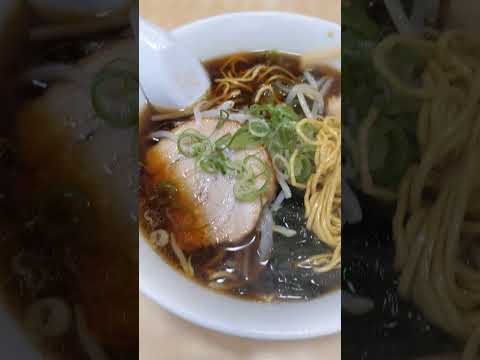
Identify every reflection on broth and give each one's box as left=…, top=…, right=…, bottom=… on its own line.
left=140, top=52, right=341, bottom=301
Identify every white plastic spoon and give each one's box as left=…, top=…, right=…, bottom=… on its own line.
left=138, top=17, right=210, bottom=111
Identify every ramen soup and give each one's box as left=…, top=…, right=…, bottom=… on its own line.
left=0, top=1, right=137, bottom=358
left=140, top=51, right=342, bottom=301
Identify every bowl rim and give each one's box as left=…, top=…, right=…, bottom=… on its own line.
left=139, top=10, right=341, bottom=340
left=141, top=284, right=341, bottom=341
left=171, top=10, right=339, bottom=36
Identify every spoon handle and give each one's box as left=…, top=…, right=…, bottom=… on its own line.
left=139, top=17, right=210, bottom=110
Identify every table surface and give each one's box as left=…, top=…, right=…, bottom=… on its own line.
left=138, top=1, right=340, bottom=359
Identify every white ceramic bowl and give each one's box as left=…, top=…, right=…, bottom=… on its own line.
left=139, top=11, right=341, bottom=340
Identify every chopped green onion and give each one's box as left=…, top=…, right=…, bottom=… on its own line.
left=176, top=127, right=271, bottom=202
left=248, top=118, right=270, bottom=137
left=370, top=123, right=414, bottom=187
left=174, top=104, right=314, bottom=202
left=234, top=179, right=259, bottom=202
left=215, top=133, right=232, bottom=150
left=293, top=153, right=313, bottom=184
left=177, top=129, right=208, bottom=157
left=225, top=159, right=244, bottom=174
left=297, top=121, right=318, bottom=143
left=177, top=128, right=236, bottom=176
left=228, top=127, right=260, bottom=150
left=198, top=156, right=219, bottom=174
left=91, top=68, right=138, bottom=128
left=228, top=103, right=320, bottom=191
left=272, top=154, right=290, bottom=178
left=234, top=155, right=271, bottom=202
left=216, top=110, right=229, bottom=129
left=234, top=176, right=270, bottom=202
left=242, top=155, right=268, bottom=178
left=250, top=103, right=300, bottom=124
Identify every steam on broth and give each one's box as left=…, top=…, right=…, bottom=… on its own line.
left=140, top=52, right=341, bottom=301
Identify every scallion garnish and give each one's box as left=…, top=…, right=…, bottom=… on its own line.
left=216, top=110, right=229, bottom=129
left=234, top=155, right=271, bottom=202
left=177, top=129, right=209, bottom=157
left=175, top=101, right=321, bottom=201
left=176, top=121, right=270, bottom=202
left=228, top=127, right=260, bottom=150
left=292, top=153, right=313, bottom=183
left=228, top=103, right=319, bottom=188
left=90, top=58, right=138, bottom=128
left=248, top=118, right=270, bottom=137
left=214, top=133, right=232, bottom=150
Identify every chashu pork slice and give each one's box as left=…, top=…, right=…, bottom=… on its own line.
left=16, top=40, right=138, bottom=348
left=146, top=118, right=276, bottom=250
left=16, top=39, right=137, bottom=253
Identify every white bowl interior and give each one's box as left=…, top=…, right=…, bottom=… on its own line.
left=139, top=12, right=341, bottom=340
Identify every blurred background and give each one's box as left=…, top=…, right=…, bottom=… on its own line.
left=139, top=2, right=340, bottom=360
